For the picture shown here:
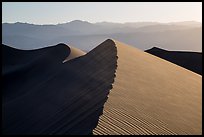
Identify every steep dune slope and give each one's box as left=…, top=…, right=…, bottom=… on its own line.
left=93, top=40, right=202, bottom=135
left=2, top=42, right=117, bottom=135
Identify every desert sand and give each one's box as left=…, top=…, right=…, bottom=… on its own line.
left=93, top=39, right=202, bottom=135
left=2, top=39, right=202, bottom=135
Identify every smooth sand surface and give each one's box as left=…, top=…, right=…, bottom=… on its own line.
left=93, top=39, right=202, bottom=135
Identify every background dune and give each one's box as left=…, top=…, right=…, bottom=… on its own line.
left=145, top=47, right=202, bottom=75
left=63, top=46, right=86, bottom=63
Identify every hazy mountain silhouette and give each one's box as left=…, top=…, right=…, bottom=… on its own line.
left=2, top=20, right=202, bottom=51
left=167, top=21, right=202, bottom=27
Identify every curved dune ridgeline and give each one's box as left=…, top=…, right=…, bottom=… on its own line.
left=2, top=39, right=201, bottom=135
left=2, top=40, right=117, bottom=135
left=93, top=40, right=202, bottom=135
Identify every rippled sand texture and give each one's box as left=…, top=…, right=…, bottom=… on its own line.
left=93, top=40, right=202, bottom=135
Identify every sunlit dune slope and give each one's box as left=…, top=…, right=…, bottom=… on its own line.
left=93, top=39, right=202, bottom=135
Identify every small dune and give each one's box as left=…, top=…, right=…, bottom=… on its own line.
left=63, top=46, right=86, bottom=63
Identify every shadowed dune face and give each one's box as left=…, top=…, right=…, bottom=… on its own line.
left=2, top=41, right=117, bottom=135
left=3, top=44, right=71, bottom=99
left=93, top=40, right=202, bottom=135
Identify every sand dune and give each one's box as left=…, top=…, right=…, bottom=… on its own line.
left=93, top=40, right=202, bottom=135
left=2, top=39, right=202, bottom=135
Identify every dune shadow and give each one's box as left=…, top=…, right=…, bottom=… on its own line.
left=2, top=39, right=117, bottom=135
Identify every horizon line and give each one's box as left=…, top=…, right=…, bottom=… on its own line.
left=2, top=20, right=202, bottom=25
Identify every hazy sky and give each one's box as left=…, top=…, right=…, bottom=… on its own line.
left=2, top=2, right=202, bottom=24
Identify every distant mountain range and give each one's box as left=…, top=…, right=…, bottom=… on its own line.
left=2, top=20, right=202, bottom=52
